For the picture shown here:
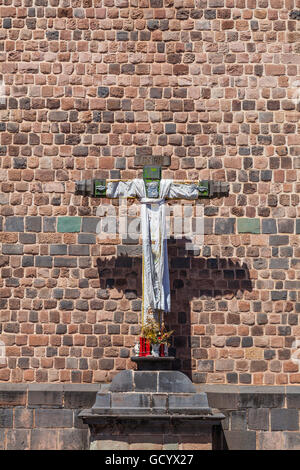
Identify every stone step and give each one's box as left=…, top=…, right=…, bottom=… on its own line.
left=109, top=369, right=196, bottom=393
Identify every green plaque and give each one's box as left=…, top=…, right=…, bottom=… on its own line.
left=143, top=165, right=161, bottom=180
left=143, top=166, right=161, bottom=198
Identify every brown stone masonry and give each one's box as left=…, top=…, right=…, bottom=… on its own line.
left=1, top=384, right=300, bottom=450
left=0, top=0, right=299, bottom=384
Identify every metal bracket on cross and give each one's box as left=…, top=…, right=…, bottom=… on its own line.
left=75, top=179, right=106, bottom=197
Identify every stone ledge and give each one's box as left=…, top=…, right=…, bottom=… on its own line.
left=197, top=385, right=286, bottom=393
left=197, top=384, right=290, bottom=410
left=90, top=408, right=215, bottom=417
left=0, top=384, right=300, bottom=394
left=80, top=409, right=224, bottom=422
left=92, top=391, right=211, bottom=416
left=0, top=384, right=300, bottom=395
left=81, top=411, right=225, bottom=449
left=131, top=356, right=175, bottom=371
left=0, top=384, right=102, bottom=409
left=0, top=384, right=101, bottom=392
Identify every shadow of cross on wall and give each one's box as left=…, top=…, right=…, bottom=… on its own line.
left=96, top=237, right=252, bottom=382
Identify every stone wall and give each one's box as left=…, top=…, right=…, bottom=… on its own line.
left=1, top=384, right=300, bottom=449
left=0, top=0, right=300, bottom=385
left=89, top=422, right=215, bottom=450
left=200, top=384, right=300, bottom=449
left=0, top=383, right=99, bottom=450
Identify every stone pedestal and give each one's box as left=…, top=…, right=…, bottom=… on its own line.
left=79, top=357, right=225, bottom=450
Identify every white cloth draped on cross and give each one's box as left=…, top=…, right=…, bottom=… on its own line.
left=106, top=179, right=199, bottom=323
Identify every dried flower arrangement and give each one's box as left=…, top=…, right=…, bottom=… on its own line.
left=141, top=317, right=174, bottom=346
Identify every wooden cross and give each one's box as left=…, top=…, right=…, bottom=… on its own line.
left=75, top=166, right=229, bottom=325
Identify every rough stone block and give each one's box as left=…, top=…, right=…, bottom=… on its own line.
left=129, top=437, right=163, bottom=450
left=22, top=255, right=34, bottom=267
left=152, top=394, right=167, bottom=412
left=82, top=217, right=100, bottom=234
left=286, top=388, right=300, bottom=408
left=278, top=219, right=294, bottom=233
left=223, top=431, right=256, bottom=450
left=158, top=371, right=196, bottom=393
left=2, top=244, right=23, bottom=255
left=134, top=154, right=171, bottom=167
left=91, top=437, right=129, bottom=450
left=28, top=387, right=63, bottom=407
left=117, top=245, right=142, bottom=256
left=283, top=432, right=300, bottom=450
left=46, top=31, right=59, bottom=41
left=163, top=437, right=179, bottom=450
left=78, top=234, right=96, bottom=244
left=117, top=31, right=128, bottom=41
left=14, top=407, right=34, bottom=428
left=248, top=408, right=269, bottom=431
left=172, top=419, right=212, bottom=436
left=50, top=245, right=67, bottom=255
left=269, top=235, right=289, bottom=246
left=258, top=432, right=283, bottom=450
left=204, top=389, right=239, bottom=410
left=19, top=233, right=36, bottom=244
left=54, top=257, right=77, bottom=267
left=231, top=410, right=247, bottom=430
left=44, top=217, right=56, bottom=232
left=271, top=290, right=287, bottom=300
left=262, top=219, right=277, bottom=234
left=97, top=87, right=109, bottom=98
left=215, top=218, right=235, bottom=234
left=31, top=429, right=58, bottom=450
left=69, top=245, right=89, bottom=256
left=58, top=429, right=89, bottom=450
left=134, top=372, right=158, bottom=392
left=270, top=259, right=289, bottom=269
left=0, top=430, right=4, bottom=450
left=271, top=409, right=299, bottom=431
left=111, top=393, right=150, bottom=409
left=0, top=408, right=13, bottom=427
left=5, top=217, right=24, bottom=232
left=25, top=216, right=41, bottom=232
left=6, top=430, right=30, bottom=450
left=109, top=370, right=133, bottom=392
left=239, top=389, right=285, bottom=409
left=197, top=360, right=214, bottom=372
left=65, top=391, right=99, bottom=409
left=0, top=390, right=26, bottom=407
left=91, top=392, right=111, bottom=410
left=49, top=111, right=67, bottom=121
left=35, top=256, right=53, bottom=268
left=35, top=409, right=73, bottom=428
left=168, top=393, right=209, bottom=411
